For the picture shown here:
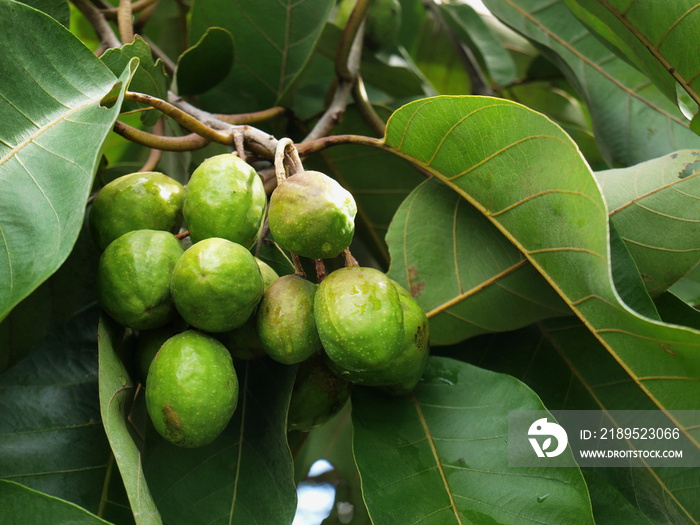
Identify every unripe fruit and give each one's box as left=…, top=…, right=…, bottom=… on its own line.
left=268, top=170, right=357, bottom=259
left=328, top=282, right=429, bottom=394
left=314, top=267, right=403, bottom=371
left=146, top=330, right=238, bottom=448
left=183, top=154, right=266, bottom=248
left=257, top=275, right=321, bottom=365
left=217, top=258, right=279, bottom=361
left=170, top=238, right=264, bottom=332
left=287, top=354, right=352, bottom=432
left=89, top=172, right=184, bottom=251
left=97, top=230, right=184, bottom=330
left=132, top=319, right=187, bottom=385
left=365, top=0, right=402, bottom=51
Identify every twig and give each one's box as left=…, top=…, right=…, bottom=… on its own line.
left=335, top=0, right=372, bottom=82
left=113, top=121, right=210, bottom=151
left=304, top=20, right=365, bottom=142
left=214, top=106, right=287, bottom=125
left=117, top=0, right=134, bottom=43
left=72, top=0, right=121, bottom=50
left=138, top=118, right=164, bottom=171
left=352, top=76, right=385, bottom=136
left=103, top=0, right=159, bottom=18
left=314, top=259, right=327, bottom=283
left=343, top=248, right=359, bottom=268
left=297, top=134, right=383, bottom=156
left=291, top=254, right=306, bottom=277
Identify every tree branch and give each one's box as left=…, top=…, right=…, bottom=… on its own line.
left=71, top=0, right=121, bottom=51
left=352, top=76, right=385, bottom=137
left=113, top=121, right=210, bottom=151
left=335, top=0, right=372, bottom=82
left=117, top=0, right=134, bottom=43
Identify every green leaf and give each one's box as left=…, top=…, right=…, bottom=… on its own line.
left=669, top=263, right=700, bottom=306
left=440, top=2, right=518, bottom=87
left=190, top=0, right=334, bottom=113
left=143, top=359, right=297, bottom=525
left=352, top=357, right=595, bottom=525
left=597, top=150, right=700, bottom=296
left=0, top=480, right=113, bottom=525
left=0, top=219, right=99, bottom=371
left=387, top=177, right=569, bottom=345
left=483, top=0, right=700, bottom=166
left=0, top=0, right=134, bottom=320
left=176, top=27, right=235, bottom=97
left=383, top=96, right=700, bottom=427
left=454, top=323, right=698, bottom=523
left=20, top=0, right=68, bottom=25
left=97, top=316, right=162, bottom=525
left=0, top=307, right=111, bottom=514
left=563, top=0, right=700, bottom=123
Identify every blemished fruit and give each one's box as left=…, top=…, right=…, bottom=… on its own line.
left=97, top=230, right=184, bottom=330
left=183, top=154, right=267, bottom=248
left=257, top=275, right=321, bottom=365
left=146, top=330, right=238, bottom=448
left=89, top=172, right=184, bottom=251
left=327, top=281, right=429, bottom=394
left=287, top=354, right=352, bottom=432
left=170, top=238, right=264, bottom=332
left=314, top=266, right=404, bottom=372
left=268, top=170, right=357, bottom=259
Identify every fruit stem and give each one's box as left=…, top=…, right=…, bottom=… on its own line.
left=274, top=138, right=304, bottom=185
left=314, top=259, right=327, bottom=283
left=291, top=253, right=306, bottom=278
left=113, top=121, right=210, bottom=151
left=343, top=248, right=359, bottom=268
left=175, top=230, right=190, bottom=240
left=214, top=106, right=287, bottom=125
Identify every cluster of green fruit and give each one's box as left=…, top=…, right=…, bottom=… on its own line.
left=90, top=152, right=429, bottom=448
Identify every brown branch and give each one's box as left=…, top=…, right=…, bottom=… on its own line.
left=335, top=0, right=372, bottom=82
left=352, top=76, right=385, bottom=137
left=113, top=121, right=210, bottom=151
left=214, top=106, right=287, bottom=125
left=117, top=0, right=134, bottom=43
left=103, top=0, right=159, bottom=18
left=297, top=134, right=384, bottom=156
left=72, top=0, right=121, bottom=50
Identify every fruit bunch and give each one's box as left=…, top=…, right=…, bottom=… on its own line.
left=90, top=149, right=429, bottom=448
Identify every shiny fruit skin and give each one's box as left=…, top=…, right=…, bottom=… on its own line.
left=287, top=354, right=351, bottom=432
left=97, top=230, right=184, bottom=330
left=268, top=171, right=357, bottom=259
left=170, top=238, right=264, bottom=332
left=146, top=330, right=238, bottom=448
left=90, top=172, right=184, bottom=251
left=257, top=275, right=321, bottom=365
left=328, top=281, right=429, bottom=394
left=314, top=267, right=403, bottom=372
left=183, top=154, right=266, bottom=248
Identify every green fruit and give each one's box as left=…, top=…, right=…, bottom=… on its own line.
left=90, top=172, right=184, bottom=251
left=287, top=354, right=352, bottom=432
left=268, top=171, right=357, bottom=259
left=328, top=281, right=429, bottom=394
left=314, top=267, right=403, bottom=371
left=146, top=330, right=238, bottom=448
left=257, top=275, right=321, bottom=365
left=183, top=154, right=267, bottom=248
left=217, top=258, right=279, bottom=360
left=97, top=230, right=184, bottom=330
left=365, top=0, right=401, bottom=51
left=170, top=238, right=264, bottom=332
left=132, top=320, right=187, bottom=385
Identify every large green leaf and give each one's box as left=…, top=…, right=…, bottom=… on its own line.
left=352, top=357, right=595, bottom=524
left=597, top=149, right=700, bottom=296
left=483, top=0, right=700, bottom=167
left=383, top=96, right=700, bottom=428
left=0, top=218, right=99, bottom=370
left=563, top=0, right=700, bottom=123
left=98, top=316, right=162, bottom=525
left=143, top=359, right=297, bottom=525
left=451, top=322, right=698, bottom=524
left=0, top=480, right=113, bottom=525
left=0, top=307, right=111, bottom=514
left=0, top=0, right=134, bottom=321
left=176, top=27, right=234, bottom=97
left=190, top=0, right=334, bottom=113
